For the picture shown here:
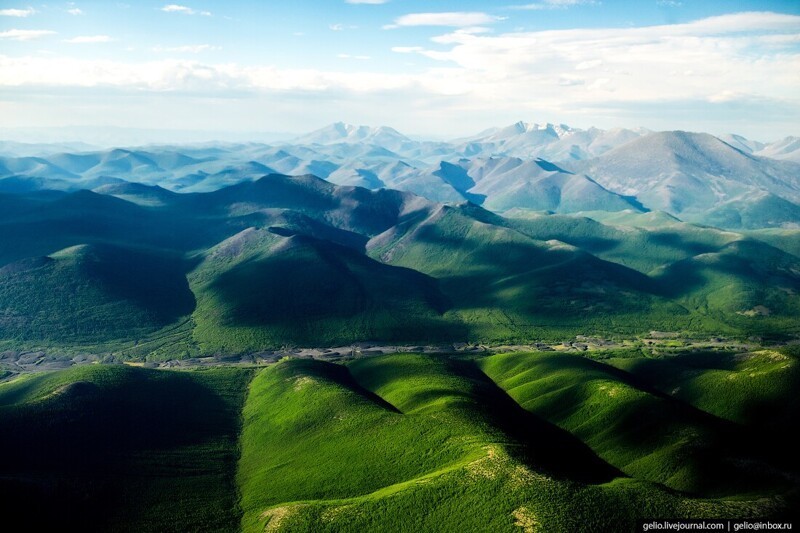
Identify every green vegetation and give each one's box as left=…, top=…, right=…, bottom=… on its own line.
left=0, top=365, right=251, bottom=531
left=0, top=243, right=194, bottom=342
left=478, top=351, right=792, bottom=496
left=237, top=353, right=794, bottom=531
left=0, top=176, right=798, bottom=355
left=190, top=229, right=459, bottom=352
left=607, top=347, right=800, bottom=430
left=2, top=349, right=796, bottom=531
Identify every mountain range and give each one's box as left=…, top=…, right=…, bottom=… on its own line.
left=0, top=169, right=798, bottom=355
left=1, top=121, right=799, bottom=230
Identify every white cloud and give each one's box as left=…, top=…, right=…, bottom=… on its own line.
left=0, top=29, right=55, bottom=41
left=329, top=23, right=357, bottom=31
left=67, top=8, right=83, bottom=15
left=391, top=46, right=424, bottom=53
left=404, top=11, right=800, bottom=109
left=160, top=4, right=211, bottom=16
left=385, top=12, right=503, bottom=29
left=510, top=0, right=599, bottom=10
left=575, top=59, right=602, bottom=70
left=657, top=0, right=682, bottom=7
left=1, top=11, right=798, bottom=138
left=152, top=44, right=220, bottom=53
left=64, top=35, right=113, bottom=44
left=338, top=53, right=371, bottom=60
left=0, top=7, right=36, bottom=17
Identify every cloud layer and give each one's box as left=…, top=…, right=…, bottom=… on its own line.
left=0, top=10, right=798, bottom=138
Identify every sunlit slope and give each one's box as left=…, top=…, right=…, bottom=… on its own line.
left=0, top=365, right=251, bottom=532
left=607, top=347, right=800, bottom=430
left=368, top=204, right=684, bottom=339
left=508, top=213, right=800, bottom=336
left=478, top=351, right=795, bottom=496
left=189, top=228, right=458, bottom=352
left=236, top=354, right=790, bottom=532
left=0, top=174, right=798, bottom=352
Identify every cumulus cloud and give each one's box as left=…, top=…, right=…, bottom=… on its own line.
left=0, top=7, right=35, bottom=17
left=64, top=35, right=113, bottom=44
left=391, top=46, right=424, bottom=53
left=338, top=53, right=371, bottom=60
left=152, top=44, right=220, bottom=53
left=67, top=8, right=83, bottom=15
left=1, top=11, right=798, bottom=133
left=384, top=12, right=503, bottom=29
left=510, top=0, right=599, bottom=10
left=160, top=4, right=211, bottom=16
left=329, top=23, right=357, bottom=31
left=0, top=29, right=54, bottom=40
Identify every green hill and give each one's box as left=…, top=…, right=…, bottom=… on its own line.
left=189, top=228, right=458, bottom=352
left=478, top=350, right=794, bottom=496
left=0, top=174, right=797, bottom=353
left=0, top=243, right=195, bottom=343
left=236, top=354, right=793, bottom=532
left=0, top=365, right=251, bottom=532
left=2, top=352, right=795, bottom=531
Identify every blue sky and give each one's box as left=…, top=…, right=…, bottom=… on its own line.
left=1, top=0, right=799, bottom=141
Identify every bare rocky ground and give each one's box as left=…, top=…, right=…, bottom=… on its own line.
left=0, top=335, right=762, bottom=380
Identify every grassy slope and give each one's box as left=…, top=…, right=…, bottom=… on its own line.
left=0, top=182, right=798, bottom=354
left=0, top=243, right=195, bottom=343
left=0, top=365, right=252, bottom=532
left=478, top=351, right=794, bottom=497
left=190, top=229, right=459, bottom=353
left=508, top=214, right=800, bottom=338
left=236, top=354, right=789, bottom=532
left=370, top=206, right=700, bottom=341
left=508, top=213, right=737, bottom=274
left=606, top=348, right=800, bottom=430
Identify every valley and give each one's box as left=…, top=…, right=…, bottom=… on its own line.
left=1, top=122, right=798, bottom=530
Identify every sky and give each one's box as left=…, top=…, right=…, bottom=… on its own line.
left=1, top=0, right=799, bottom=142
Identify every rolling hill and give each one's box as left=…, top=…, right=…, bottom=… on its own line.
left=0, top=171, right=798, bottom=355
left=4, top=349, right=796, bottom=530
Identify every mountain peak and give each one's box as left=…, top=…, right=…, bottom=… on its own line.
left=293, top=122, right=412, bottom=146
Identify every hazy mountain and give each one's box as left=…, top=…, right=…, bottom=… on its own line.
left=362, top=157, right=643, bottom=213
left=0, top=140, right=100, bottom=157
left=756, top=136, right=800, bottom=163
left=452, top=121, right=648, bottom=161
left=570, top=131, right=800, bottom=228
left=292, top=122, right=417, bottom=152
left=1, top=123, right=799, bottom=231
left=718, top=133, right=765, bottom=154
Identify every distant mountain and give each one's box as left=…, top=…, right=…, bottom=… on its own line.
left=718, top=133, right=765, bottom=154
left=570, top=131, right=800, bottom=228
left=292, top=122, right=416, bottom=152
left=756, top=136, right=800, bottom=163
left=347, top=157, right=643, bottom=213
left=1, top=123, right=799, bottom=230
left=452, top=121, right=648, bottom=161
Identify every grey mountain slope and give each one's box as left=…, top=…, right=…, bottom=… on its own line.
left=569, top=131, right=800, bottom=228
left=355, top=156, right=644, bottom=214
left=756, top=136, right=800, bottom=163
